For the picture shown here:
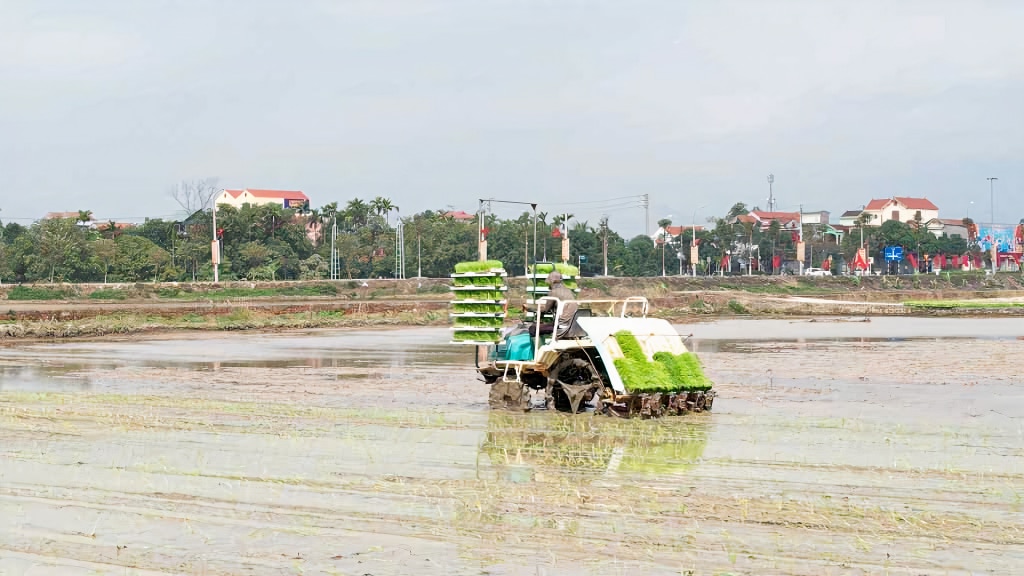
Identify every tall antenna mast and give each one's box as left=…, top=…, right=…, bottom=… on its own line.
left=767, top=174, right=775, bottom=212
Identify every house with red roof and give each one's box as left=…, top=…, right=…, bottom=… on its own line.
left=442, top=210, right=476, bottom=222
left=861, top=197, right=939, bottom=227
left=742, top=210, right=802, bottom=231
left=215, top=188, right=310, bottom=210
left=650, top=225, right=705, bottom=243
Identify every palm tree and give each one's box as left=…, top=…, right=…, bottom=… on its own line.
left=726, top=203, right=749, bottom=220
left=306, top=207, right=323, bottom=246
left=552, top=213, right=574, bottom=231
left=370, top=196, right=398, bottom=226
left=344, top=198, right=369, bottom=230
left=76, top=210, right=93, bottom=227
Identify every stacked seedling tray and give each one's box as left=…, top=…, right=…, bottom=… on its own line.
left=449, top=260, right=508, bottom=345
left=524, top=262, right=582, bottom=320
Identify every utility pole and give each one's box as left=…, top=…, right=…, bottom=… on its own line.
left=394, top=215, right=405, bottom=279
left=690, top=204, right=706, bottom=277
left=524, top=229, right=529, bottom=277
left=330, top=218, right=338, bottom=280
left=798, top=203, right=805, bottom=276
left=767, top=174, right=775, bottom=212
left=211, top=201, right=219, bottom=283
left=641, top=194, right=650, bottom=236
left=988, top=177, right=998, bottom=273
left=600, top=216, right=609, bottom=276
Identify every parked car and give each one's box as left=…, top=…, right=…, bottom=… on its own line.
left=804, top=267, right=829, bottom=276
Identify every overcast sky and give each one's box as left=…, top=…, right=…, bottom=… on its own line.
left=2, top=0, right=1022, bottom=235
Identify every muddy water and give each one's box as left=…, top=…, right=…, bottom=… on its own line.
left=1, top=320, right=1023, bottom=575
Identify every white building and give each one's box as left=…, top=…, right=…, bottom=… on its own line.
left=861, top=197, right=939, bottom=226
left=215, top=188, right=310, bottom=210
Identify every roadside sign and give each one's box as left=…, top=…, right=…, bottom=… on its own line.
left=579, top=255, right=587, bottom=262
left=884, top=246, right=903, bottom=262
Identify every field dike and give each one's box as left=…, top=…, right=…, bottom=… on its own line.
left=2, top=273, right=1024, bottom=339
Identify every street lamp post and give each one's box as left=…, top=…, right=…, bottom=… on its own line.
left=691, top=204, right=706, bottom=277
left=988, top=177, right=998, bottom=272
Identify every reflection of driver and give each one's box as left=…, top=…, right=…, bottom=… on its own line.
left=537, top=271, right=583, bottom=338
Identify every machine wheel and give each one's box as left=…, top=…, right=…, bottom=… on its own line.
left=548, top=356, right=601, bottom=414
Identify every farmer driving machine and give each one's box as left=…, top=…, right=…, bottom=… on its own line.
left=449, top=260, right=715, bottom=418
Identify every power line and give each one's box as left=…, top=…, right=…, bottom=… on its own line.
left=0, top=213, right=197, bottom=222
left=544, top=194, right=646, bottom=207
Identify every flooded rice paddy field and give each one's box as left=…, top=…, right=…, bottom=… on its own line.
left=1, top=317, right=1022, bottom=575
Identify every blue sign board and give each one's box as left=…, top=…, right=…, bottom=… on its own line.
left=884, top=246, right=903, bottom=262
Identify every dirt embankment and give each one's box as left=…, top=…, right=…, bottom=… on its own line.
left=3, top=273, right=1024, bottom=339
left=2, top=271, right=1023, bottom=302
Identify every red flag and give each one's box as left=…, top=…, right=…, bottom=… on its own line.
left=551, top=227, right=561, bottom=238
left=907, top=253, right=918, bottom=270
left=772, top=254, right=781, bottom=270
left=952, top=255, right=960, bottom=267
left=852, top=249, right=868, bottom=271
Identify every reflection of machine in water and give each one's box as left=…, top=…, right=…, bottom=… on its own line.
left=476, top=411, right=709, bottom=483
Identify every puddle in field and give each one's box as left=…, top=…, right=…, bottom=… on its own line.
left=0, top=328, right=466, bottom=391
left=682, top=315, right=1024, bottom=344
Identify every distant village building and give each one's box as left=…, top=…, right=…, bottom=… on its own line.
left=44, top=211, right=88, bottom=221
left=838, top=210, right=865, bottom=227
left=651, top=225, right=704, bottom=243
left=926, top=218, right=969, bottom=240
left=800, top=210, right=830, bottom=226
left=740, top=211, right=801, bottom=231
left=42, top=212, right=134, bottom=231
left=442, top=211, right=476, bottom=222
left=861, top=197, right=939, bottom=226
left=215, top=188, right=310, bottom=210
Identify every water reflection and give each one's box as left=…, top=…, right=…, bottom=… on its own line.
left=0, top=328, right=465, bottom=387
left=689, top=335, right=1021, bottom=353
left=0, top=365, right=93, bottom=391
left=476, top=411, right=710, bottom=483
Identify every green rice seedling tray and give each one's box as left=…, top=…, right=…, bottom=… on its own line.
left=451, top=302, right=505, bottom=314
left=609, top=331, right=714, bottom=393
left=529, top=263, right=580, bottom=276
left=451, top=285, right=509, bottom=291
left=453, top=290, right=506, bottom=301
left=452, top=316, right=504, bottom=328
left=450, top=326, right=501, bottom=332
left=524, top=274, right=581, bottom=280
left=451, top=330, right=502, bottom=343
left=454, top=260, right=505, bottom=274
left=653, top=351, right=712, bottom=391
left=452, top=276, right=507, bottom=288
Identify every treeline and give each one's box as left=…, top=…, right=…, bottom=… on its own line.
left=0, top=200, right=979, bottom=284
